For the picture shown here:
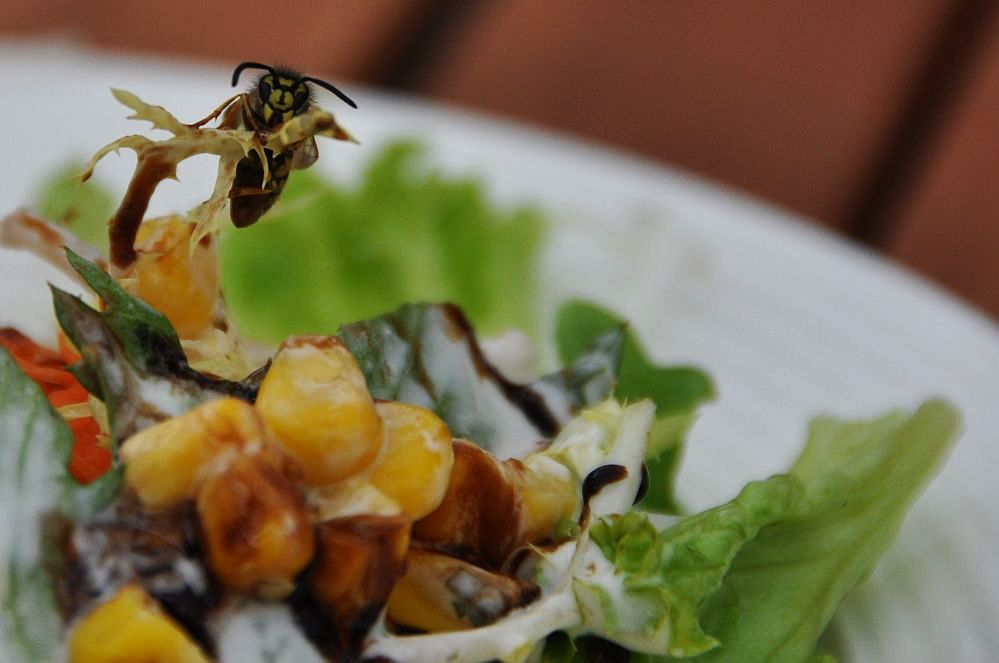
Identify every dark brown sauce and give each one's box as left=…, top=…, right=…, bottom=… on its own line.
left=634, top=462, right=649, bottom=505
left=109, top=154, right=175, bottom=268
left=582, top=464, right=628, bottom=504
left=439, top=304, right=563, bottom=437
left=579, top=464, right=628, bottom=527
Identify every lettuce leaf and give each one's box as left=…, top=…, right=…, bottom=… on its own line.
left=220, top=141, right=545, bottom=341
left=555, top=300, right=715, bottom=512
left=581, top=478, right=802, bottom=657
left=580, top=400, right=958, bottom=662
left=0, top=349, right=122, bottom=661
left=337, top=302, right=621, bottom=458
left=35, top=163, right=113, bottom=255
left=688, top=399, right=959, bottom=663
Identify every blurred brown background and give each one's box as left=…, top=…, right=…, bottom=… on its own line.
left=2, top=0, right=997, bottom=319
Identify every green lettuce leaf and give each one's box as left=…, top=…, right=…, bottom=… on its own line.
left=35, top=163, right=113, bottom=254
left=555, top=300, right=715, bottom=512
left=582, top=478, right=802, bottom=657
left=582, top=399, right=958, bottom=662
left=0, top=349, right=122, bottom=661
left=689, top=399, right=960, bottom=663
left=220, top=140, right=545, bottom=342
left=337, top=302, right=621, bottom=458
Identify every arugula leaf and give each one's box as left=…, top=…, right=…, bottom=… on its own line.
left=337, top=302, right=620, bottom=458
left=220, top=140, right=546, bottom=342
left=53, top=249, right=264, bottom=443
left=0, top=349, right=122, bottom=661
left=555, top=300, right=714, bottom=512
left=62, top=247, right=185, bottom=375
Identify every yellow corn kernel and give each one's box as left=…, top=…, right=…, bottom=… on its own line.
left=256, top=336, right=383, bottom=485
left=309, top=475, right=402, bottom=521
left=369, top=402, right=454, bottom=519
left=414, top=442, right=580, bottom=565
left=387, top=569, right=466, bottom=633
left=68, top=584, right=209, bottom=663
left=121, top=397, right=284, bottom=509
left=197, top=455, right=315, bottom=598
left=413, top=440, right=521, bottom=566
left=387, top=549, right=537, bottom=632
left=123, top=215, right=218, bottom=339
left=310, top=515, right=410, bottom=655
left=515, top=454, right=579, bottom=545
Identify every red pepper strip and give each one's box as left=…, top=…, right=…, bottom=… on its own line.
left=18, top=363, right=79, bottom=390
left=67, top=418, right=111, bottom=484
left=49, top=383, right=91, bottom=408
left=58, top=331, right=82, bottom=365
left=1, top=328, right=64, bottom=366
left=0, top=327, right=111, bottom=484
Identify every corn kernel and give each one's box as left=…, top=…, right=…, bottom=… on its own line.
left=197, top=455, right=315, bottom=598
left=414, top=440, right=520, bottom=565
left=310, top=515, right=410, bottom=656
left=121, top=397, right=283, bottom=510
left=414, top=441, right=579, bottom=565
left=369, top=402, right=454, bottom=519
left=514, top=454, right=578, bottom=545
left=68, top=584, right=209, bottom=663
left=387, top=549, right=538, bottom=632
left=256, top=336, right=383, bottom=485
left=309, top=476, right=402, bottom=521
left=123, top=215, right=218, bottom=339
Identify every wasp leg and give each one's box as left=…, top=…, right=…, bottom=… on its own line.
left=188, top=93, right=243, bottom=129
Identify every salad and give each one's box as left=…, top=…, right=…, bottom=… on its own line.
left=0, top=73, right=960, bottom=663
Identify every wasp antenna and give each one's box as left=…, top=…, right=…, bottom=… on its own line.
left=231, top=61, right=274, bottom=87
left=303, top=76, right=358, bottom=109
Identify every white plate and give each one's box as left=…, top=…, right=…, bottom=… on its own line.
left=2, top=42, right=998, bottom=662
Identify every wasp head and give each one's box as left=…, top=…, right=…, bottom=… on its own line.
left=231, top=61, right=357, bottom=129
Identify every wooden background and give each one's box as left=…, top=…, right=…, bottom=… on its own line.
left=1, top=0, right=997, bottom=319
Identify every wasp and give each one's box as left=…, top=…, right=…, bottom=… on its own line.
left=198, top=62, right=357, bottom=228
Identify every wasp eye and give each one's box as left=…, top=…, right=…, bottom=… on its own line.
left=293, top=86, right=309, bottom=109
left=259, top=78, right=273, bottom=99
